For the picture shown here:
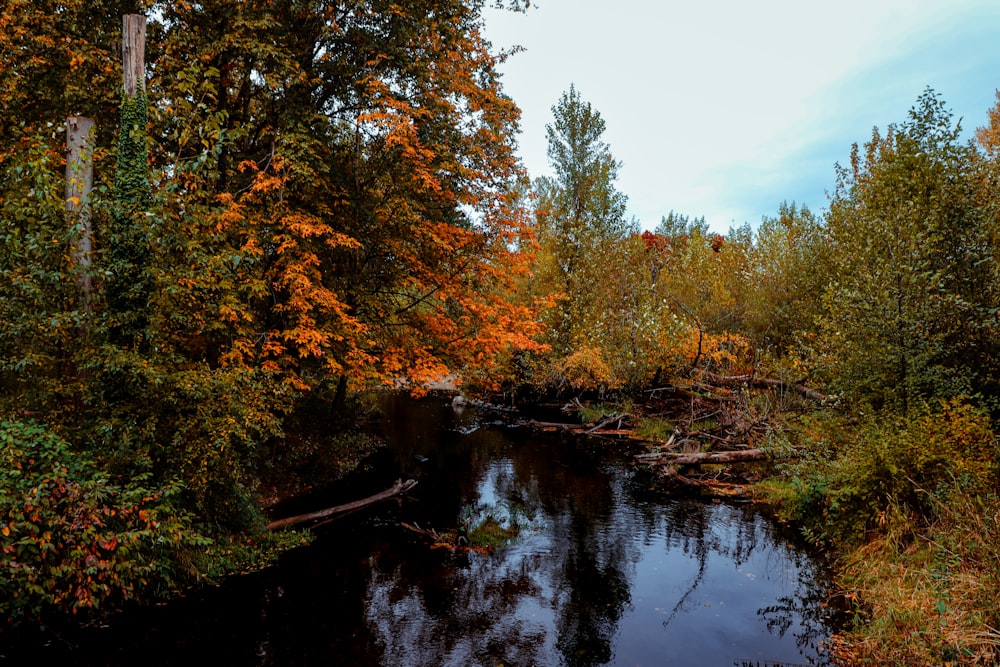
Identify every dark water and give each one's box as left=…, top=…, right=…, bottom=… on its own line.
left=11, top=394, right=841, bottom=666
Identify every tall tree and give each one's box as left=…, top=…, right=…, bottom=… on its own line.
left=744, top=202, right=827, bottom=354
left=144, top=0, right=540, bottom=394
left=818, top=89, right=999, bottom=411
left=1, top=0, right=541, bottom=532
left=531, top=85, right=631, bottom=363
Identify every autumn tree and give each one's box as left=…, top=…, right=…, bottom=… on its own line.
left=743, top=202, right=827, bottom=355
left=517, top=86, right=656, bottom=392
left=144, top=0, right=541, bottom=395
left=0, top=0, right=541, bottom=622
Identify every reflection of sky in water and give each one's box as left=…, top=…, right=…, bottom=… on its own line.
left=364, top=414, right=838, bottom=667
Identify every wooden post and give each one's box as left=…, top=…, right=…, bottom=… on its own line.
left=122, top=14, right=146, bottom=96
left=66, top=116, right=95, bottom=304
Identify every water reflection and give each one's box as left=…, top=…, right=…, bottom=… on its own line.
left=355, top=394, right=839, bottom=666
left=16, top=394, right=839, bottom=666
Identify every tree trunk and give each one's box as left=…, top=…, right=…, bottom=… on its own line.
left=122, top=15, right=146, bottom=96
left=636, top=448, right=769, bottom=466
left=332, top=374, right=349, bottom=416
left=700, top=371, right=827, bottom=402
left=66, top=116, right=95, bottom=305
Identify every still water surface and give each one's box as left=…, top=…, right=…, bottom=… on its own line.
left=22, top=393, right=840, bottom=666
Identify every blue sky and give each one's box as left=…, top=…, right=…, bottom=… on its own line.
left=482, top=0, right=1000, bottom=232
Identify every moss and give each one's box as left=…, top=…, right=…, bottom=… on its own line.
left=467, top=515, right=520, bottom=549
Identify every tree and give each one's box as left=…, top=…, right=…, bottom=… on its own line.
left=817, top=89, right=999, bottom=411
left=529, top=85, right=633, bottom=376
left=0, top=0, right=542, bottom=621
left=744, top=202, right=827, bottom=354
left=144, top=0, right=540, bottom=395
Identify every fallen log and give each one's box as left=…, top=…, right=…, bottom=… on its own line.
left=639, top=448, right=768, bottom=466
left=525, top=419, right=580, bottom=431
left=526, top=418, right=639, bottom=438
left=267, top=478, right=418, bottom=531
left=699, top=371, right=827, bottom=402
left=585, top=413, right=631, bottom=434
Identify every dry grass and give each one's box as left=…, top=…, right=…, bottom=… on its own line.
left=830, top=493, right=1000, bottom=666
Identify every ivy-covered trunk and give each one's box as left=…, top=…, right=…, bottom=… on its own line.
left=107, top=14, right=151, bottom=349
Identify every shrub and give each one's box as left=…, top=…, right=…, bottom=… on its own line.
left=781, top=398, right=997, bottom=546
left=0, top=420, right=210, bottom=627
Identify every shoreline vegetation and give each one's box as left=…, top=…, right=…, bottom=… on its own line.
left=3, top=3, right=1000, bottom=664
left=489, top=370, right=1000, bottom=666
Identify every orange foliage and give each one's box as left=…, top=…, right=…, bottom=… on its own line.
left=976, top=90, right=1000, bottom=155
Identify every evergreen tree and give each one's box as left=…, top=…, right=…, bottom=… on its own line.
left=532, top=85, right=631, bottom=360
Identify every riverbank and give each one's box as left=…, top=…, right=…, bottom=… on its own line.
left=516, top=384, right=1000, bottom=666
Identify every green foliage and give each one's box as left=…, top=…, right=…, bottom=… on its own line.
left=88, top=355, right=291, bottom=530
left=817, top=89, right=1000, bottom=412
left=520, top=89, right=698, bottom=394
left=530, top=85, right=634, bottom=360
left=0, top=132, right=89, bottom=419
left=541, top=84, right=630, bottom=245
left=743, top=202, right=827, bottom=353
left=113, top=86, right=151, bottom=214
left=778, top=399, right=998, bottom=546
left=108, top=85, right=152, bottom=347
left=0, top=420, right=209, bottom=625
left=1, top=0, right=542, bottom=626
left=198, top=530, right=311, bottom=581
left=460, top=500, right=531, bottom=549
left=466, top=515, right=519, bottom=549
left=634, top=417, right=674, bottom=442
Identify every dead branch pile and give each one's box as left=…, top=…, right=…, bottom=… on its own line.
left=524, top=371, right=819, bottom=496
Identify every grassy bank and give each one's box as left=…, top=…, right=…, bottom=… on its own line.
left=758, top=401, right=1000, bottom=666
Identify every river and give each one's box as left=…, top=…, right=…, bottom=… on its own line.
left=15, top=393, right=842, bottom=666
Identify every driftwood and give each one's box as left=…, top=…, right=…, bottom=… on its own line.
left=699, top=371, right=827, bottom=402
left=267, top=478, right=418, bottom=531
left=526, top=419, right=580, bottom=431
left=585, top=413, right=630, bottom=434
left=637, top=448, right=769, bottom=467
left=526, top=414, right=635, bottom=438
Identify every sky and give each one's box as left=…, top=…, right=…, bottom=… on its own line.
left=481, top=0, right=1000, bottom=233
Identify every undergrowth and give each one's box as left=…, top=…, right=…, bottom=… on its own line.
left=763, top=398, right=1000, bottom=665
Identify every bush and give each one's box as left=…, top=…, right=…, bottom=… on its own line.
left=779, top=399, right=997, bottom=546
left=0, top=420, right=210, bottom=627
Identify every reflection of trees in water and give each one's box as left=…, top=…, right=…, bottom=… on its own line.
left=510, top=438, right=640, bottom=666
left=36, top=396, right=838, bottom=666
left=551, top=512, right=634, bottom=666
left=364, top=550, right=548, bottom=666
left=756, top=549, right=844, bottom=667
left=362, top=429, right=643, bottom=666
left=361, top=397, right=837, bottom=666
left=659, top=499, right=839, bottom=664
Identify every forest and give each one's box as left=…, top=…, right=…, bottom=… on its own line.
left=3, top=1, right=1000, bottom=664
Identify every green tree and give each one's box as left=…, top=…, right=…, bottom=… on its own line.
left=0, top=0, right=540, bottom=623
left=744, top=202, right=827, bottom=355
left=817, top=89, right=1000, bottom=411
left=530, top=85, right=633, bottom=373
